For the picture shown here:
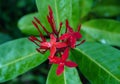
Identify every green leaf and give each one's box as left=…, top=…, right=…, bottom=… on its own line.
left=18, top=13, right=51, bottom=35
left=18, top=13, right=39, bottom=35
left=92, top=0, right=120, bottom=17
left=71, top=42, right=120, bottom=84
left=0, top=38, right=48, bottom=82
left=46, top=64, right=82, bottom=84
left=82, top=19, right=120, bottom=46
left=79, top=0, right=93, bottom=18
left=92, top=5, right=120, bottom=17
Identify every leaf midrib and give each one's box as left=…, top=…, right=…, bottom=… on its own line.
left=0, top=52, right=38, bottom=68
left=75, top=48, right=120, bottom=82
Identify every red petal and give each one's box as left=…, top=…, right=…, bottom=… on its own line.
left=55, top=42, right=67, bottom=48
left=56, top=64, right=64, bottom=76
left=73, top=32, right=82, bottom=39
left=50, top=34, right=56, bottom=44
left=65, top=61, right=77, bottom=67
left=50, top=46, right=56, bottom=57
left=69, top=36, right=76, bottom=48
left=60, top=33, right=70, bottom=40
left=62, top=48, right=69, bottom=61
left=40, top=42, right=51, bottom=48
left=48, top=56, right=60, bottom=64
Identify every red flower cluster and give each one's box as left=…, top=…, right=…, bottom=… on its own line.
left=29, top=6, right=85, bottom=76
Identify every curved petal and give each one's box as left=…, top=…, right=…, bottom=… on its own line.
left=55, top=42, right=67, bottom=48
left=56, top=64, right=64, bottom=76
left=62, top=48, right=69, bottom=61
left=60, top=33, right=70, bottom=40
left=70, top=36, right=76, bottom=48
left=65, top=61, right=77, bottom=67
left=50, top=34, right=56, bottom=44
left=50, top=46, right=56, bottom=57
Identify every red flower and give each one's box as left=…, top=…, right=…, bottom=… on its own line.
left=60, top=20, right=82, bottom=48
left=51, top=48, right=77, bottom=75
left=29, top=5, right=84, bottom=76
left=40, top=34, right=67, bottom=57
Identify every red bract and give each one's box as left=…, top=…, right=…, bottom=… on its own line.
left=60, top=20, right=82, bottom=48
left=47, top=6, right=57, bottom=35
left=28, top=5, right=84, bottom=76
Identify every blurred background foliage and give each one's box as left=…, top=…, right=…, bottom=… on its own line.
left=0, top=0, right=120, bottom=84
left=0, top=0, right=36, bottom=40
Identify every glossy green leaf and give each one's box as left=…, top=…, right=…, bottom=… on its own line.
left=82, top=19, right=120, bottom=46
left=18, top=13, right=51, bottom=35
left=71, top=42, right=120, bottom=84
left=92, top=5, right=120, bottom=17
left=79, top=0, right=93, bottom=18
left=0, top=38, right=48, bottom=82
left=46, top=64, right=82, bottom=84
